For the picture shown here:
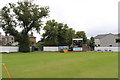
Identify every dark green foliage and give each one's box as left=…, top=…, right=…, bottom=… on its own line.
left=35, top=41, right=45, bottom=51
left=57, top=23, right=68, bottom=46
left=0, top=40, right=3, bottom=45
left=19, top=33, right=30, bottom=52
left=42, top=20, right=75, bottom=46
left=87, top=36, right=95, bottom=50
left=36, top=41, right=45, bottom=48
left=0, top=0, right=49, bottom=52
left=66, top=28, right=76, bottom=45
left=75, top=31, right=87, bottom=44
left=43, top=20, right=58, bottom=46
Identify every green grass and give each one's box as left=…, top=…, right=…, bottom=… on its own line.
left=2, top=52, right=118, bottom=78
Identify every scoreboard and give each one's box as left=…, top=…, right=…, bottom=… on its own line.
left=72, top=38, right=83, bottom=51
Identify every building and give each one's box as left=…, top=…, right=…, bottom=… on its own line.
left=29, top=32, right=36, bottom=46
left=0, top=32, right=14, bottom=45
left=0, top=32, right=36, bottom=46
left=94, top=33, right=120, bottom=52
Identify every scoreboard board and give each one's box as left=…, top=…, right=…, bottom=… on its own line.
left=72, top=38, right=83, bottom=51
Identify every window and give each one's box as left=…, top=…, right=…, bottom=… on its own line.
left=98, top=44, right=100, bottom=47
left=105, top=50, right=107, bottom=52
left=109, top=45, right=112, bottom=47
left=11, top=38, right=14, bottom=40
left=116, top=39, right=120, bottom=43
left=97, top=49, right=101, bottom=51
left=73, top=40, right=82, bottom=47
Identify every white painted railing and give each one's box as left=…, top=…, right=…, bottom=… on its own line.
left=0, top=46, right=32, bottom=53
left=43, top=46, right=59, bottom=51
left=0, top=46, right=18, bottom=53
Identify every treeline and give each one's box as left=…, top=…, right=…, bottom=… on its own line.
left=0, top=0, right=94, bottom=52
left=39, top=19, right=88, bottom=46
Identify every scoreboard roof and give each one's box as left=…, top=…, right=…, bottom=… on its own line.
left=72, top=38, right=83, bottom=40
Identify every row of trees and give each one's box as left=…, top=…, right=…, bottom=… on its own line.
left=39, top=19, right=94, bottom=47
left=40, top=19, right=88, bottom=46
left=0, top=0, right=94, bottom=52
left=0, top=0, right=49, bottom=52
left=42, top=20, right=75, bottom=46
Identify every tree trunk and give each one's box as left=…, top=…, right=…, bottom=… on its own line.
left=19, top=34, right=30, bottom=52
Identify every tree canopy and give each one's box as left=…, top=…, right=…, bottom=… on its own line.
left=42, top=20, right=88, bottom=46
left=88, top=37, right=95, bottom=49
left=0, top=0, right=91, bottom=51
left=42, top=19, right=75, bottom=46
left=75, top=31, right=87, bottom=44
left=0, top=0, right=49, bottom=52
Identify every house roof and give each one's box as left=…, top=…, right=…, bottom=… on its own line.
left=114, top=33, right=120, bottom=37
left=94, top=33, right=120, bottom=39
left=94, top=34, right=107, bottom=39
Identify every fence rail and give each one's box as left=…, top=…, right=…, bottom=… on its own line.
left=0, top=46, right=32, bottom=53
left=43, top=46, right=59, bottom=51
left=0, top=46, right=18, bottom=53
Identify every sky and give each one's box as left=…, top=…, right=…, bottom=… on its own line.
left=0, top=0, right=119, bottom=42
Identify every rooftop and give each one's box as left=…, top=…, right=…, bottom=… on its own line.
left=94, top=33, right=120, bottom=39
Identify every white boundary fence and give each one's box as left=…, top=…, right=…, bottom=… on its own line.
left=1, top=46, right=119, bottom=52
left=43, top=46, right=59, bottom=51
left=0, top=46, right=18, bottom=53
left=0, top=46, right=32, bottom=53
left=95, top=47, right=120, bottom=52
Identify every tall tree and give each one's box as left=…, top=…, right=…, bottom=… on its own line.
left=57, top=23, right=68, bottom=46
left=0, top=0, right=49, bottom=52
left=66, top=28, right=75, bottom=45
left=88, top=37, right=95, bottom=50
left=75, top=31, right=87, bottom=44
left=43, top=20, right=58, bottom=46
left=42, top=19, right=75, bottom=46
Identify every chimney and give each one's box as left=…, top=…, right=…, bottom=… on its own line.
left=31, top=32, right=33, bottom=36
left=5, top=32, right=8, bottom=36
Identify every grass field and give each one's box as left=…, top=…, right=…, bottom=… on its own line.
left=2, top=52, right=118, bottom=78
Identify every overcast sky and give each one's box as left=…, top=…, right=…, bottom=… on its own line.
left=0, top=0, right=119, bottom=41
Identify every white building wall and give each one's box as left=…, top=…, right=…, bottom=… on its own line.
left=95, top=39, right=100, bottom=46
left=95, top=47, right=120, bottom=52
left=100, top=34, right=118, bottom=47
left=43, top=46, right=59, bottom=51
